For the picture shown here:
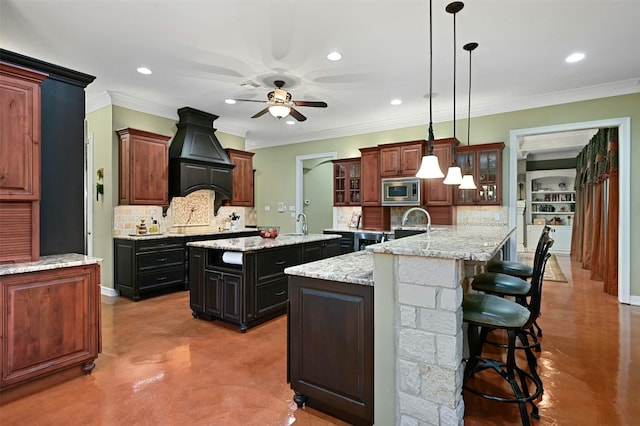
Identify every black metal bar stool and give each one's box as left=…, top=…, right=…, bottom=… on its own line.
left=471, top=225, right=552, bottom=347
left=462, top=235, right=554, bottom=426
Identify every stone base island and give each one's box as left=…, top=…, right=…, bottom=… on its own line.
left=285, top=225, right=515, bottom=426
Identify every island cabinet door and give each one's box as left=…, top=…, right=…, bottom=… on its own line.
left=189, top=247, right=206, bottom=314
left=288, top=276, right=374, bottom=426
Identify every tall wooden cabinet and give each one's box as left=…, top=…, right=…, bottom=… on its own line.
left=455, top=142, right=505, bottom=205
left=423, top=138, right=458, bottom=224
left=359, top=147, right=381, bottom=206
left=0, top=62, right=47, bottom=263
left=225, top=148, right=254, bottom=206
left=117, top=128, right=171, bottom=206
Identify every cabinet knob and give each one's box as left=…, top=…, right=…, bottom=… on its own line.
left=275, top=260, right=286, bottom=265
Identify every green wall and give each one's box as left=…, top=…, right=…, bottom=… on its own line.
left=252, top=93, right=640, bottom=296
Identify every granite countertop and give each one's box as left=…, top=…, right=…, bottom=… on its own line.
left=115, top=228, right=258, bottom=240
left=187, top=234, right=341, bottom=252
left=285, top=250, right=374, bottom=286
left=366, top=225, right=515, bottom=261
left=0, top=253, right=102, bottom=276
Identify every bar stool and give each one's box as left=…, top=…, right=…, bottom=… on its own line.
left=486, top=225, right=551, bottom=279
left=463, top=235, right=553, bottom=426
left=471, top=226, right=552, bottom=346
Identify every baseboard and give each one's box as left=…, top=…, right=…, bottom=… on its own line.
left=101, top=286, right=119, bottom=297
left=626, top=295, right=640, bottom=306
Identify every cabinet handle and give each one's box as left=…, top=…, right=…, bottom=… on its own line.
left=275, top=260, right=286, bottom=265
left=157, top=276, right=167, bottom=281
left=156, top=258, right=168, bottom=262
left=275, top=290, right=286, bottom=296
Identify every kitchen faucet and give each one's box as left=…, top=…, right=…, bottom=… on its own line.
left=297, top=213, right=309, bottom=235
left=401, top=207, right=432, bottom=233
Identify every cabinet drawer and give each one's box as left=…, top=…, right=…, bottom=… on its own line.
left=257, top=279, right=288, bottom=315
left=257, top=246, right=302, bottom=283
left=136, top=239, right=183, bottom=252
left=137, top=248, right=184, bottom=271
left=137, top=267, right=184, bottom=291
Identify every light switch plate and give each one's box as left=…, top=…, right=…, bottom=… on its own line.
left=278, top=202, right=285, bottom=212
left=264, top=205, right=271, bottom=211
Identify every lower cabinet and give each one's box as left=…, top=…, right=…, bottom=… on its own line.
left=0, top=263, right=101, bottom=391
left=323, top=231, right=355, bottom=254
left=114, top=237, right=186, bottom=300
left=288, top=275, right=374, bottom=426
left=190, top=238, right=341, bottom=331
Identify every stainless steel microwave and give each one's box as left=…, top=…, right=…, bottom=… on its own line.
left=382, top=177, right=420, bottom=206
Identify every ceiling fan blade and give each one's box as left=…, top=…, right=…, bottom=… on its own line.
left=251, top=107, right=270, bottom=118
left=292, top=100, right=328, bottom=108
left=234, top=99, right=268, bottom=103
left=289, top=108, right=307, bottom=122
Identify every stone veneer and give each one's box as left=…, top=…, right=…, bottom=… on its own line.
left=113, top=189, right=257, bottom=236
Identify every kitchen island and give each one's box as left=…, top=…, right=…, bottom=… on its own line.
left=187, top=234, right=340, bottom=331
left=285, top=225, right=515, bottom=425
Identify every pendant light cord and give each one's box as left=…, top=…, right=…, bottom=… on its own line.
left=452, top=7, right=458, bottom=163
left=464, top=42, right=478, bottom=172
left=427, top=0, right=435, bottom=155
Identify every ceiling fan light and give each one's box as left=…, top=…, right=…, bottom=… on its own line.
left=443, top=166, right=463, bottom=185
left=459, top=174, right=477, bottom=189
left=416, top=155, right=444, bottom=179
left=268, top=105, right=291, bottom=118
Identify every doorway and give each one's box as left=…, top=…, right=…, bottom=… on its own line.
left=295, top=152, right=337, bottom=234
left=508, top=118, right=632, bottom=305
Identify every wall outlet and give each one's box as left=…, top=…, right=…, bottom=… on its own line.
left=278, top=202, right=285, bottom=212
left=264, top=205, right=271, bottom=212
left=494, top=213, right=501, bottom=221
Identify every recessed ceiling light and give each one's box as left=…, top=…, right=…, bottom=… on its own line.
left=286, top=120, right=296, bottom=125
left=565, top=52, right=585, bottom=63
left=390, top=99, right=402, bottom=106
left=225, top=99, right=236, bottom=104
left=136, top=67, right=152, bottom=75
left=326, top=51, right=342, bottom=61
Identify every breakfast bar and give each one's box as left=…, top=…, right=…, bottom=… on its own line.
left=285, top=225, right=515, bottom=425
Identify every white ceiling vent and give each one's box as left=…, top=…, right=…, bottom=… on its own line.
left=239, top=80, right=261, bottom=89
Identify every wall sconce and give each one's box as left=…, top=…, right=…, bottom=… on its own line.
left=96, top=167, right=104, bottom=201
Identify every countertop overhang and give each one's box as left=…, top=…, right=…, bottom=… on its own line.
left=366, top=225, right=515, bottom=261
left=0, top=253, right=102, bottom=276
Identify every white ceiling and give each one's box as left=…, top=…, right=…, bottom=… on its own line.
left=2, top=0, right=639, bottom=151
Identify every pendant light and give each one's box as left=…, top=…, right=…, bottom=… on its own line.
left=443, top=1, right=464, bottom=185
left=416, top=0, right=445, bottom=179
left=459, top=41, right=478, bottom=190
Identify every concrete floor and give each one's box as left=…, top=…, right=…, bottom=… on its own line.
left=1, top=256, right=638, bottom=425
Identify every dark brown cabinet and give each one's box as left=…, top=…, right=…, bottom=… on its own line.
left=0, top=263, right=101, bottom=390
left=288, top=275, right=373, bottom=425
left=379, top=140, right=423, bottom=177
left=114, top=237, right=186, bottom=300
left=0, top=62, right=47, bottom=263
left=225, top=148, right=254, bottom=206
left=117, top=128, right=171, bottom=206
left=190, top=238, right=340, bottom=331
left=333, top=158, right=361, bottom=205
left=455, top=142, right=504, bottom=205
left=323, top=231, right=355, bottom=254
left=359, top=147, right=381, bottom=206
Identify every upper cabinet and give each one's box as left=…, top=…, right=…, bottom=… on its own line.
left=423, top=138, right=458, bottom=225
left=0, top=62, right=47, bottom=264
left=455, top=142, right=504, bottom=205
left=225, top=148, right=255, bottom=207
left=0, top=63, right=47, bottom=201
left=333, top=158, right=361, bottom=206
left=379, top=141, right=423, bottom=177
left=117, top=128, right=171, bottom=206
left=359, top=147, right=381, bottom=206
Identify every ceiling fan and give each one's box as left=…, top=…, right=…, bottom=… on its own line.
left=233, top=80, right=327, bottom=122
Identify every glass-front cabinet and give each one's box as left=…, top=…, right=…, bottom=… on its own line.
left=455, top=142, right=504, bottom=205
left=332, top=158, right=361, bottom=206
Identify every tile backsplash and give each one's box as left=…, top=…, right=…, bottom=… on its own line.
left=114, top=190, right=257, bottom=236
